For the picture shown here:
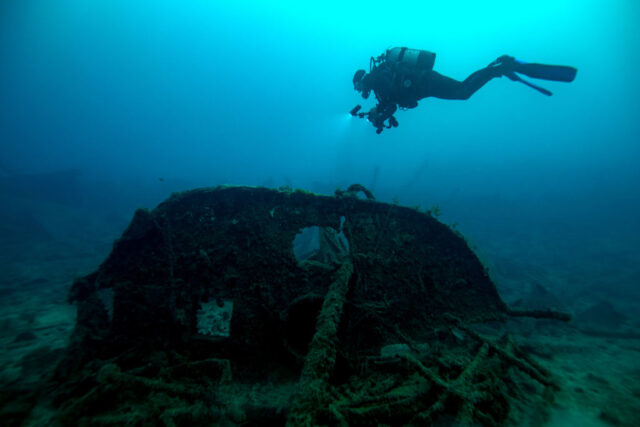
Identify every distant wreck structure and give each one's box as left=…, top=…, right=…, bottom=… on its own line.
left=55, top=185, right=564, bottom=425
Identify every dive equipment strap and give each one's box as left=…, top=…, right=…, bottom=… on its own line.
left=505, top=72, right=553, bottom=96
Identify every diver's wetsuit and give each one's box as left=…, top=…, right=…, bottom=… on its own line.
left=367, top=60, right=502, bottom=106
left=356, top=48, right=508, bottom=132
left=424, top=67, right=503, bottom=100
left=353, top=47, right=576, bottom=133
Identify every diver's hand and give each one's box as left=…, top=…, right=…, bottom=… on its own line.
left=370, top=114, right=399, bottom=134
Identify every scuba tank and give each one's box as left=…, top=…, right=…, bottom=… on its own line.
left=380, top=47, right=436, bottom=71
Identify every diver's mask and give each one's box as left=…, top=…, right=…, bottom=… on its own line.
left=353, top=69, right=371, bottom=99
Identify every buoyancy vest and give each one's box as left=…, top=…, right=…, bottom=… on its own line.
left=372, top=47, right=436, bottom=108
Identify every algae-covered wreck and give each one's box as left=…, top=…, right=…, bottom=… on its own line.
left=52, top=185, right=565, bottom=425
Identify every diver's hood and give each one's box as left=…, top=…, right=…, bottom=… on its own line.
left=353, top=70, right=372, bottom=99
left=353, top=69, right=366, bottom=88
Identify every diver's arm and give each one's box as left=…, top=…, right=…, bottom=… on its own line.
left=368, top=103, right=398, bottom=134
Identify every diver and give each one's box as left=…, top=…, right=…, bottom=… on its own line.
left=351, top=47, right=577, bottom=134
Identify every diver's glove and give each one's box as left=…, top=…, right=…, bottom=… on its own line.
left=372, top=115, right=399, bottom=134
left=367, top=104, right=398, bottom=134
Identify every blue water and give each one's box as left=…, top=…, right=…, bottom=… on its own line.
left=2, top=0, right=638, bottom=193
left=3, top=0, right=639, bottom=275
left=2, top=1, right=639, bottom=268
left=3, top=0, right=639, bottom=257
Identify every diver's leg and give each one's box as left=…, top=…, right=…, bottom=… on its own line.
left=426, top=67, right=502, bottom=100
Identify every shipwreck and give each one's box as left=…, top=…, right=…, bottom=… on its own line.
left=50, top=185, right=567, bottom=426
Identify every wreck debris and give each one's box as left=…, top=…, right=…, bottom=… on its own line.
left=335, top=183, right=376, bottom=200
left=48, top=185, right=566, bottom=425
left=288, top=260, right=354, bottom=426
